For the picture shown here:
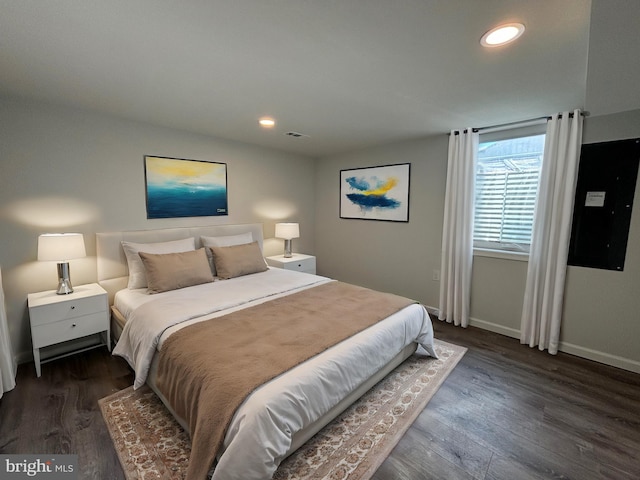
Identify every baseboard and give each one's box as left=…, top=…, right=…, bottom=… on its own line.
left=427, top=305, right=640, bottom=374
left=558, top=341, right=640, bottom=374
left=424, top=305, right=439, bottom=317
left=426, top=305, right=520, bottom=339
left=469, top=316, right=520, bottom=339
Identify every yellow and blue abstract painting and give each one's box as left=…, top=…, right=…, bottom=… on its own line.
left=340, top=163, right=410, bottom=222
left=144, top=156, right=228, bottom=219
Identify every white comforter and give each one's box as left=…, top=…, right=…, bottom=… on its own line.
left=114, top=268, right=332, bottom=389
left=113, top=268, right=436, bottom=480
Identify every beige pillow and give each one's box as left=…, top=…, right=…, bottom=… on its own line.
left=122, top=237, right=195, bottom=289
left=200, top=232, right=254, bottom=275
left=209, top=241, right=268, bottom=279
left=138, top=248, right=214, bottom=294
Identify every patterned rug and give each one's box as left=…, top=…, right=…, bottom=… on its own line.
left=99, top=339, right=466, bottom=480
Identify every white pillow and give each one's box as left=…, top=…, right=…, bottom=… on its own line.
left=200, top=232, right=253, bottom=248
left=122, top=237, right=195, bottom=289
left=201, top=232, right=254, bottom=275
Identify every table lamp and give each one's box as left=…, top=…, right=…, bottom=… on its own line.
left=37, top=233, right=86, bottom=294
left=275, top=223, right=299, bottom=258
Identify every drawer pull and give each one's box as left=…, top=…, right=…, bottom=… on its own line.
left=71, top=306, right=76, bottom=310
left=72, top=323, right=77, bottom=327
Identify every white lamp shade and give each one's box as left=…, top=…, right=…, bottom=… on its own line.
left=37, top=233, right=86, bottom=262
left=275, top=223, right=300, bottom=240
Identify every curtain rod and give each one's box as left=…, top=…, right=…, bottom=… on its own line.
left=475, top=115, right=549, bottom=133
left=452, top=111, right=588, bottom=135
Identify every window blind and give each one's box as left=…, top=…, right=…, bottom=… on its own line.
left=474, top=170, right=539, bottom=249
left=473, top=133, right=545, bottom=253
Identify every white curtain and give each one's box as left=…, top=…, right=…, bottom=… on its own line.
left=1, top=266, right=17, bottom=398
left=439, top=129, right=478, bottom=327
left=520, top=109, right=583, bottom=354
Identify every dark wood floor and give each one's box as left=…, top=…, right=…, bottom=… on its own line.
left=374, top=322, right=640, bottom=480
left=1, top=321, right=639, bottom=479
left=0, top=347, right=133, bottom=479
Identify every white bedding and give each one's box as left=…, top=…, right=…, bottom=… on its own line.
left=113, top=268, right=436, bottom=480
left=114, top=267, right=333, bottom=388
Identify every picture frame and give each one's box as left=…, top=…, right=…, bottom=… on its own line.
left=340, top=163, right=410, bottom=222
left=144, top=156, right=228, bottom=219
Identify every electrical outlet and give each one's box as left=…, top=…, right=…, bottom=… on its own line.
left=432, top=269, right=440, bottom=281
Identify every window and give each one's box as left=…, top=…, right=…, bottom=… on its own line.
left=474, top=134, right=545, bottom=253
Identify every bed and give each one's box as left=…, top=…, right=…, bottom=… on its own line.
left=96, top=223, right=436, bottom=480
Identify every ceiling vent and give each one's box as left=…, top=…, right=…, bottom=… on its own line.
left=284, top=131, right=309, bottom=138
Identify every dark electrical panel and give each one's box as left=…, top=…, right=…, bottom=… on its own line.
left=568, top=137, right=640, bottom=271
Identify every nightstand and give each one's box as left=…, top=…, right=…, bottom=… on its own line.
left=28, top=283, right=111, bottom=377
left=265, top=254, right=316, bottom=274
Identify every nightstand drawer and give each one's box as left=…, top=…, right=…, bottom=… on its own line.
left=29, top=294, right=106, bottom=326
left=265, top=254, right=316, bottom=274
left=31, top=312, right=108, bottom=348
left=284, top=257, right=316, bottom=273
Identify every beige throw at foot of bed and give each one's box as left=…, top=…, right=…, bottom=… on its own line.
left=155, top=281, right=417, bottom=480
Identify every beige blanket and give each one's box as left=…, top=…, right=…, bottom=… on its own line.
left=155, top=281, right=416, bottom=480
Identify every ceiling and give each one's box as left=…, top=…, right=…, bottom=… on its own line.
left=1, top=0, right=639, bottom=157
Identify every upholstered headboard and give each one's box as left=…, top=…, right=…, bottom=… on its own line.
left=96, top=223, right=264, bottom=304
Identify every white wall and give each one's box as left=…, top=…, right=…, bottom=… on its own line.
left=316, top=109, right=640, bottom=373
left=562, top=110, right=640, bottom=369
left=0, top=96, right=316, bottom=361
left=315, top=136, right=448, bottom=306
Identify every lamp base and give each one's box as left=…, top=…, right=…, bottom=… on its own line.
left=283, top=239, right=293, bottom=258
left=56, top=262, right=74, bottom=295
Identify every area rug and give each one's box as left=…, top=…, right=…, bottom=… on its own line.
left=99, top=339, right=466, bottom=480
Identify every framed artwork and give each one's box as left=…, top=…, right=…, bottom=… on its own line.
left=340, top=163, right=410, bottom=222
left=144, top=156, right=228, bottom=219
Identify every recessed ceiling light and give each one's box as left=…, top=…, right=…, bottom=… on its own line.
left=259, top=117, right=276, bottom=128
left=481, top=23, right=525, bottom=47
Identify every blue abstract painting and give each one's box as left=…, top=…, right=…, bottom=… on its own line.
left=340, top=163, right=410, bottom=222
left=144, top=156, right=228, bottom=219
